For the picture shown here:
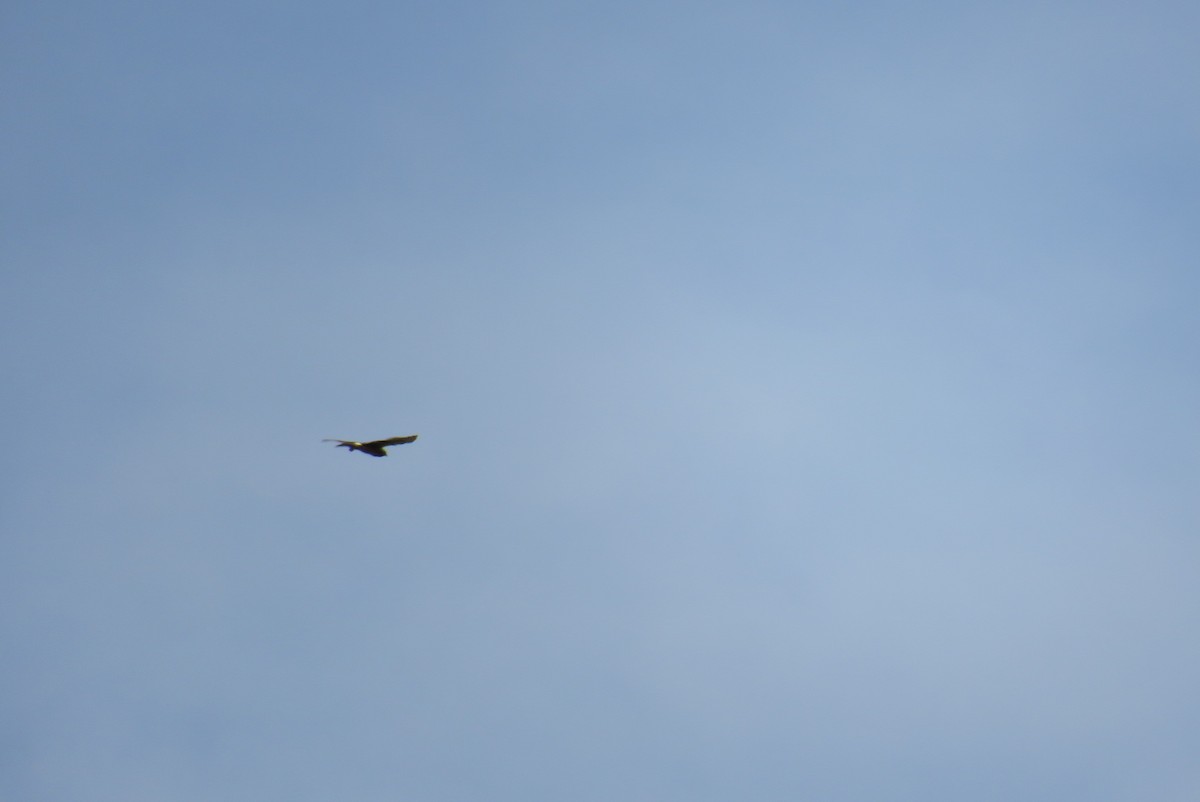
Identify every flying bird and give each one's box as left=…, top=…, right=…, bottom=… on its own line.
left=323, top=435, right=418, bottom=457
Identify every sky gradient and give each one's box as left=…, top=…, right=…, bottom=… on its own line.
left=3, top=1, right=1199, bottom=800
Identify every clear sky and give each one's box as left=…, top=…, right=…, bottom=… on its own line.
left=3, top=1, right=1198, bottom=800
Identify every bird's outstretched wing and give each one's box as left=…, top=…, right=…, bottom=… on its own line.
left=322, top=439, right=358, bottom=446
left=367, top=435, right=418, bottom=447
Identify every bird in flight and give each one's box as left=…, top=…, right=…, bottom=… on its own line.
left=323, top=435, right=418, bottom=457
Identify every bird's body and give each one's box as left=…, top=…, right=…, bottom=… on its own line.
left=323, top=435, right=418, bottom=457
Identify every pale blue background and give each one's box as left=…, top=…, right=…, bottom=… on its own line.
left=3, top=1, right=1198, bottom=800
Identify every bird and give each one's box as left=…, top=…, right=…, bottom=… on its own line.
left=323, top=435, right=418, bottom=457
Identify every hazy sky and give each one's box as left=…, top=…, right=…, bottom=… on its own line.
left=3, top=2, right=1198, bottom=800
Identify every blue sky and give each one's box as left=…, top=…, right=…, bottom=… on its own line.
left=3, top=1, right=1198, bottom=800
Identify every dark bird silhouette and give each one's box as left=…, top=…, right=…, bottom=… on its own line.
left=323, top=435, right=418, bottom=457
